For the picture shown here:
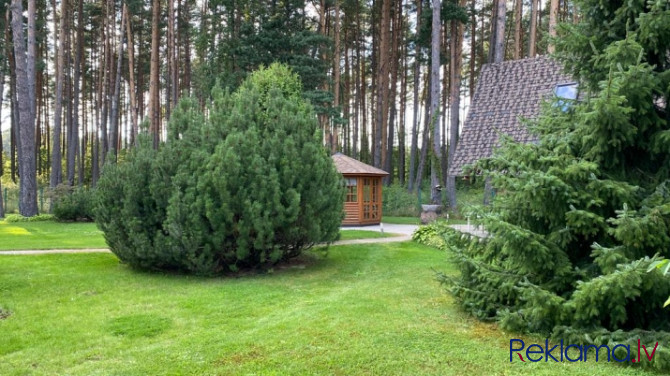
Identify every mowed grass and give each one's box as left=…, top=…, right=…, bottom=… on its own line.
left=338, top=230, right=395, bottom=240
left=0, top=220, right=106, bottom=250
left=0, top=220, right=396, bottom=251
left=0, top=243, right=654, bottom=375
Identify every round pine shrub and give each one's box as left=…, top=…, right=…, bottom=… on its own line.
left=95, top=64, right=344, bottom=274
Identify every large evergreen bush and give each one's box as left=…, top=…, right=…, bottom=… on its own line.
left=439, top=0, right=670, bottom=370
left=95, top=64, right=343, bottom=274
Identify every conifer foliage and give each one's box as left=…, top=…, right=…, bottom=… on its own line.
left=439, top=0, right=670, bottom=370
left=95, top=64, right=343, bottom=275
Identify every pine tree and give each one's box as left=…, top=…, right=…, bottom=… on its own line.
left=440, top=0, right=670, bottom=371
left=95, top=64, right=343, bottom=275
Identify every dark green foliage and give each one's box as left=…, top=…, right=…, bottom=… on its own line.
left=95, top=64, right=343, bottom=275
left=440, top=0, right=670, bottom=371
left=52, top=187, right=95, bottom=222
left=195, top=0, right=332, bottom=116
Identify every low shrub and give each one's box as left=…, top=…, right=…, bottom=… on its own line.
left=382, top=184, right=420, bottom=217
left=411, top=221, right=451, bottom=249
left=4, top=214, right=55, bottom=223
left=52, top=186, right=95, bottom=221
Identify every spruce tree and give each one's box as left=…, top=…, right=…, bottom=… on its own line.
left=95, top=64, right=343, bottom=275
left=439, top=0, right=670, bottom=370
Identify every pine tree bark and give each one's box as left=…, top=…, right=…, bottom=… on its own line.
left=548, top=0, right=558, bottom=53
left=385, top=0, right=402, bottom=184
left=68, top=0, right=83, bottom=185
left=447, top=1, right=465, bottom=210
left=150, top=0, right=161, bottom=148
left=408, top=0, right=422, bottom=192
left=469, top=0, right=476, bottom=99
left=333, top=0, right=341, bottom=153
left=529, top=0, right=538, bottom=57
left=414, top=72, right=430, bottom=193
left=514, top=0, right=523, bottom=59
left=50, top=0, right=66, bottom=190
left=429, top=0, right=442, bottom=204
left=398, top=24, right=407, bottom=187
left=374, top=0, right=391, bottom=168
left=109, top=7, right=126, bottom=160
left=0, top=66, right=5, bottom=217
left=10, top=0, right=38, bottom=216
left=123, top=4, right=138, bottom=145
left=493, top=0, right=506, bottom=63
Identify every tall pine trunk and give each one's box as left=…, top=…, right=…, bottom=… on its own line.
left=10, top=0, right=38, bottom=216
left=408, top=0, right=422, bottom=192
left=0, top=67, right=5, bottom=217
left=447, top=3, right=464, bottom=210
left=109, top=8, right=125, bottom=159
left=548, top=0, right=558, bottom=53
left=150, top=0, right=161, bottom=148
left=529, top=0, right=538, bottom=57
left=123, top=4, right=138, bottom=145
left=374, top=0, right=391, bottom=168
left=514, top=0, right=522, bottom=59
left=50, top=0, right=66, bottom=191
left=429, top=0, right=442, bottom=205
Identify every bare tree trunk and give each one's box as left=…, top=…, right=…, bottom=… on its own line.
left=0, top=67, right=5, bottom=217
left=150, top=0, right=161, bottom=148
left=548, top=0, right=558, bottom=53
left=414, top=73, right=431, bottom=194
left=493, top=0, right=506, bottom=63
left=374, top=0, right=391, bottom=168
left=27, top=0, right=36, bottom=127
left=429, top=0, right=442, bottom=204
left=398, top=24, right=407, bottom=187
left=408, top=0, right=422, bottom=192
left=333, top=0, right=341, bottom=153
left=167, top=0, right=177, bottom=119
left=109, top=8, right=126, bottom=160
left=385, top=0, right=402, bottom=183
left=514, top=0, right=523, bottom=59
left=353, top=6, right=361, bottom=159
left=529, top=0, right=538, bottom=57
left=447, top=3, right=465, bottom=210
left=10, top=0, right=38, bottom=216
left=469, top=0, right=476, bottom=99
left=68, top=0, right=83, bottom=185
left=50, top=0, right=66, bottom=191
left=6, top=10, right=18, bottom=184
left=123, top=4, right=139, bottom=146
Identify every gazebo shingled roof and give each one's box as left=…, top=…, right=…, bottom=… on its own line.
left=332, top=153, right=389, bottom=176
left=449, top=56, right=572, bottom=176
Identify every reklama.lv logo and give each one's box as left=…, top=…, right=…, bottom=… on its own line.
left=510, top=339, right=659, bottom=363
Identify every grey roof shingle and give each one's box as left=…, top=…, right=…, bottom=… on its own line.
left=449, top=56, right=572, bottom=176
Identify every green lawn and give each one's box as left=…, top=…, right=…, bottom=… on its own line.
left=0, top=220, right=396, bottom=250
left=0, top=220, right=106, bottom=250
left=0, top=243, right=653, bottom=375
left=338, top=230, right=395, bottom=240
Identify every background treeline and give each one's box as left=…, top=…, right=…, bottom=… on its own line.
left=0, top=0, right=576, bottom=216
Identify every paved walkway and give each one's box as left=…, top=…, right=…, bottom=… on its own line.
left=0, top=222, right=486, bottom=255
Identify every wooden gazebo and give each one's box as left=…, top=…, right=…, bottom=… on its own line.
left=331, top=153, right=389, bottom=226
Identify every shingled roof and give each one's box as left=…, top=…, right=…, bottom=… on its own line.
left=331, top=153, right=389, bottom=176
left=449, top=56, right=573, bottom=176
